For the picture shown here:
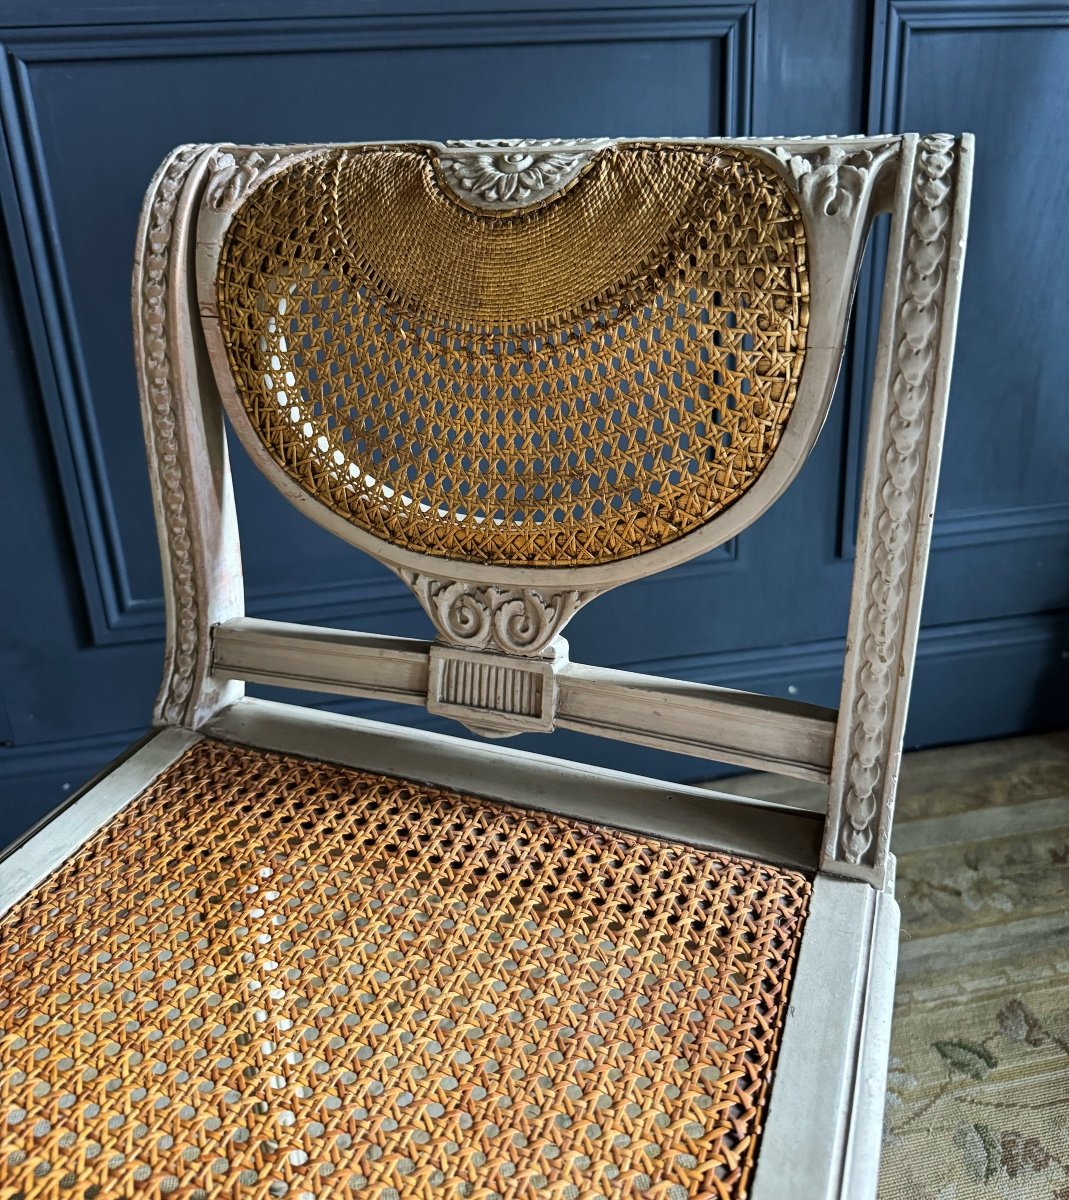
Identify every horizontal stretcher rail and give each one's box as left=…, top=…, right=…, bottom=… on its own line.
left=211, top=618, right=836, bottom=785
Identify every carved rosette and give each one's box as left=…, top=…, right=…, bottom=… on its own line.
left=137, top=145, right=209, bottom=725
left=438, top=139, right=609, bottom=210
left=839, top=135, right=958, bottom=865
left=400, top=570, right=592, bottom=656
left=205, top=149, right=283, bottom=212
left=774, top=142, right=897, bottom=220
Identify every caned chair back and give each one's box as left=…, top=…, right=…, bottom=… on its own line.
left=135, top=135, right=972, bottom=888
left=208, top=143, right=814, bottom=572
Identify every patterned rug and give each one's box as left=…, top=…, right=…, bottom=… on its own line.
left=881, top=732, right=1069, bottom=1200
left=722, top=731, right=1069, bottom=1199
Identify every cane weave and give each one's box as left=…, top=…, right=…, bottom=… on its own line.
left=0, top=739, right=810, bottom=1200
left=215, top=144, right=809, bottom=566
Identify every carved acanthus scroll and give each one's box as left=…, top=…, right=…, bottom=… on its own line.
left=205, top=149, right=283, bottom=211
left=400, top=570, right=593, bottom=656
left=774, top=142, right=897, bottom=220
left=836, top=134, right=959, bottom=869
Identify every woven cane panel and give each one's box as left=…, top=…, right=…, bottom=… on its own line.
left=215, top=145, right=809, bottom=566
left=0, top=740, right=810, bottom=1200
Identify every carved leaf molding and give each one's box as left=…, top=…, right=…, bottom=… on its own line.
left=401, top=570, right=593, bottom=656
left=138, top=145, right=208, bottom=724
left=840, top=134, right=957, bottom=864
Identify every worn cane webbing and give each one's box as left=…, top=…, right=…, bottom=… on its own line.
left=216, top=145, right=809, bottom=566
left=0, top=740, right=810, bottom=1200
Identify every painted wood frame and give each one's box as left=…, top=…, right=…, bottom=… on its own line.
left=825, top=134, right=972, bottom=884
left=132, top=131, right=972, bottom=889
left=0, top=131, right=971, bottom=1200
left=194, top=137, right=889, bottom=598
left=210, top=617, right=839, bottom=781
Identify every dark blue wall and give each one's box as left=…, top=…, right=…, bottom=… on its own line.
left=1, top=0, right=1067, bottom=849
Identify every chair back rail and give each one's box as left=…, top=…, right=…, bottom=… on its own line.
left=134, top=134, right=973, bottom=888
left=210, top=617, right=837, bottom=781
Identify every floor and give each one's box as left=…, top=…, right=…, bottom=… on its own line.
left=730, top=731, right=1069, bottom=1200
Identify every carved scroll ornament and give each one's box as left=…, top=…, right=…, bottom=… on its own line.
left=774, top=141, right=897, bottom=220
left=400, top=571, right=593, bottom=657
left=205, top=149, right=283, bottom=211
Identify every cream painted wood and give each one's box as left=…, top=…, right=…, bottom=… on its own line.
left=426, top=640, right=565, bottom=736
left=0, top=727, right=200, bottom=916
left=843, top=892, right=900, bottom=1198
left=750, top=876, right=900, bottom=1200
left=555, top=662, right=834, bottom=782
left=211, top=616, right=432, bottom=704
left=202, top=697, right=824, bottom=870
left=825, top=134, right=974, bottom=887
left=210, top=617, right=837, bottom=782
left=133, top=145, right=244, bottom=728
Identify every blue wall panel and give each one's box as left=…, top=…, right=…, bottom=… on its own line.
left=0, top=0, right=1066, bottom=849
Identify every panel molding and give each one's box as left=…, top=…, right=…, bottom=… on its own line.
left=931, top=500, right=1069, bottom=550
left=0, top=2, right=757, bottom=646
left=836, top=0, right=1069, bottom=558
left=875, top=0, right=1069, bottom=134
left=0, top=0, right=738, bottom=24
left=0, top=725, right=139, bottom=785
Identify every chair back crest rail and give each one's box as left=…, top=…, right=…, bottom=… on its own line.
left=133, top=134, right=972, bottom=888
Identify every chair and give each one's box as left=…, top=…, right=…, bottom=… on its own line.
left=0, top=134, right=972, bottom=1199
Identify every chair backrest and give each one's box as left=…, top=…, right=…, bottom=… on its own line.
left=133, top=135, right=972, bottom=888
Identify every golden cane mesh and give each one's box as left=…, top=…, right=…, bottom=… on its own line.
left=1, top=739, right=810, bottom=1200
left=215, top=145, right=809, bottom=566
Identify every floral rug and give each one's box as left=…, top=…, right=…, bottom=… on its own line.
left=880, top=732, right=1069, bottom=1200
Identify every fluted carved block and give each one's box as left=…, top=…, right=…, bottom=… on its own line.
left=427, top=643, right=565, bottom=737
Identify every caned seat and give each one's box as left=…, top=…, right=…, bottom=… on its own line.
left=1, top=740, right=808, bottom=1200
left=0, top=135, right=972, bottom=1199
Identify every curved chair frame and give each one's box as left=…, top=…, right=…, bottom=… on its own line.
left=1, top=133, right=972, bottom=1200
left=196, top=139, right=882, bottom=599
